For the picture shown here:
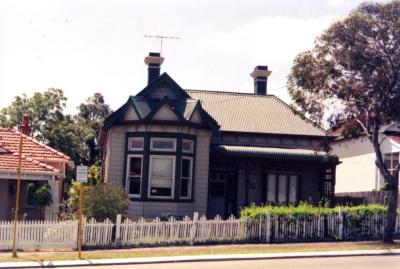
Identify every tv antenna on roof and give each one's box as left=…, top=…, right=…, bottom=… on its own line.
left=144, top=34, right=180, bottom=55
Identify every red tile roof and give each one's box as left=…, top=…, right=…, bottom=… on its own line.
left=0, top=127, right=71, bottom=175
left=0, top=128, right=70, bottom=162
left=0, top=151, right=60, bottom=173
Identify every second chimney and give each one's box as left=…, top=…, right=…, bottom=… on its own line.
left=20, top=114, right=32, bottom=136
left=144, top=52, right=164, bottom=84
left=250, top=65, right=272, bottom=95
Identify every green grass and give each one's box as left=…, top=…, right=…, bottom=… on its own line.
left=1, top=241, right=399, bottom=263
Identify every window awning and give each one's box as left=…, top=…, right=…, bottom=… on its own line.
left=212, top=145, right=339, bottom=163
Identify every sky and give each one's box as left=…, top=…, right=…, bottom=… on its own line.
left=0, top=0, right=388, bottom=114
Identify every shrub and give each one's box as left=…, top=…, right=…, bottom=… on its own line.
left=63, top=182, right=130, bottom=221
left=240, top=203, right=388, bottom=220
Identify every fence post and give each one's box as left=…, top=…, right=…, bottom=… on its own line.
left=265, top=213, right=271, bottom=243
left=338, top=207, right=344, bottom=240
left=190, top=212, right=199, bottom=245
left=115, top=214, right=122, bottom=246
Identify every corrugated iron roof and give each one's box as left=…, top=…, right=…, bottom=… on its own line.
left=187, top=90, right=327, bottom=137
left=212, top=145, right=338, bottom=163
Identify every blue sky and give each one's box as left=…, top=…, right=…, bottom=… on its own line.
left=0, top=0, right=387, bottom=113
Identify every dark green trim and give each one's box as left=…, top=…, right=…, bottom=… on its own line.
left=103, top=97, right=145, bottom=131
left=124, top=131, right=196, bottom=202
left=136, top=72, right=191, bottom=99
left=144, top=96, right=185, bottom=121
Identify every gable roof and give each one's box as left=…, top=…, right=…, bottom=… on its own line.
left=187, top=90, right=328, bottom=137
left=136, top=73, right=191, bottom=99
left=0, top=128, right=71, bottom=163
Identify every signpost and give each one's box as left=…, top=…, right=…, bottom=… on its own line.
left=76, top=165, right=87, bottom=259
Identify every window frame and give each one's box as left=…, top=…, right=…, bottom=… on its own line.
left=148, top=154, right=176, bottom=199
left=150, top=137, right=177, bottom=152
left=182, top=139, right=195, bottom=154
left=265, top=172, right=299, bottom=204
left=127, top=137, right=144, bottom=151
left=180, top=156, right=193, bottom=199
left=125, top=154, right=143, bottom=198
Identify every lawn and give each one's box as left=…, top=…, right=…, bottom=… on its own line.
left=0, top=241, right=399, bottom=263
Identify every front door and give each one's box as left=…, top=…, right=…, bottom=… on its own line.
left=207, top=170, right=238, bottom=219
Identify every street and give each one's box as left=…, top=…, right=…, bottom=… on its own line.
left=54, top=255, right=400, bottom=269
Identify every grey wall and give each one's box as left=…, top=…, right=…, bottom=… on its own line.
left=105, top=124, right=211, bottom=219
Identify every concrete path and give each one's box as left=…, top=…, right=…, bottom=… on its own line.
left=0, top=249, right=399, bottom=268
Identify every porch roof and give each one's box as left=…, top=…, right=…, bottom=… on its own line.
left=212, top=145, right=339, bottom=163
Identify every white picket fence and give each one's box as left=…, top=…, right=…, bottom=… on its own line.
left=0, top=212, right=399, bottom=250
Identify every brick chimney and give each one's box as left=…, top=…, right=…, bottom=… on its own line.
left=20, top=114, right=31, bottom=136
left=250, top=65, right=272, bottom=95
left=144, top=52, right=164, bottom=84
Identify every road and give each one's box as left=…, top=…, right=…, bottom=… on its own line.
left=54, top=255, right=400, bottom=269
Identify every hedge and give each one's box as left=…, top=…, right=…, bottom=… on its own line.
left=240, top=202, right=388, bottom=219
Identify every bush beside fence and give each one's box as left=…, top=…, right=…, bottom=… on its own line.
left=0, top=211, right=399, bottom=250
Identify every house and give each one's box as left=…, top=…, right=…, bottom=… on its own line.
left=331, top=123, right=400, bottom=206
left=0, top=116, right=72, bottom=220
left=99, top=52, right=339, bottom=219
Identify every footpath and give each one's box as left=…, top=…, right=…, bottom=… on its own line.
left=0, top=241, right=399, bottom=268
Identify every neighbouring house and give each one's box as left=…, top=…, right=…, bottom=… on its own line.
left=99, top=52, right=339, bottom=219
left=331, top=122, right=400, bottom=206
left=0, top=116, right=73, bottom=220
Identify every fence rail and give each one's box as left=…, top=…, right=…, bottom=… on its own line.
left=0, top=212, right=399, bottom=250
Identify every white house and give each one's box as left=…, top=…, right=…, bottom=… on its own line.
left=331, top=123, right=400, bottom=205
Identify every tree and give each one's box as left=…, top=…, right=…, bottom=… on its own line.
left=78, top=93, right=111, bottom=165
left=288, top=1, right=400, bottom=243
left=0, top=88, right=66, bottom=141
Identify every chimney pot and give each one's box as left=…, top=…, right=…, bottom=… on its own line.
left=144, top=52, right=164, bottom=84
left=20, top=113, right=32, bottom=136
left=250, top=65, right=272, bottom=95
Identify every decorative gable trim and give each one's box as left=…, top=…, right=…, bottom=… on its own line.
left=145, top=97, right=184, bottom=121
left=103, top=97, right=144, bottom=131
left=136, top=73, right=191, bottom=99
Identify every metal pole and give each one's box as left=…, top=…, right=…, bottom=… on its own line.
left=77, top=183, right=84, bottom=259
left=12, top=133, right=23, bottom=258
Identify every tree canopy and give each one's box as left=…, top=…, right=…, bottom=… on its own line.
left=0, top=90, right=110, bottom=166
left=288, top=0, right=400, bottom=243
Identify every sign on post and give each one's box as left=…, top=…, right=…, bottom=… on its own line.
left=76, top=165, right=88, bottom=183
left=76, top=165, right=87, bottom=259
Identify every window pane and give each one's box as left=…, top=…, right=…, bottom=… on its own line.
left=278, top=174, right=288, bottom=203
left=181, top=178, right=189, bottom=197
left=151, top=138, right=176, bottom=151
left=129, top=177, right=141, bottom=195
left=129, top=137, right=144, bottom=150
left=288, top=175, right=298, bottom=203
left=267, top=174, right=276, bottom=202
left=129, top=157, right=142, bottom=176
left=181, top=159, right=191, bottom=178
left=182, top=140, right=194, bottom=153
left=150, top=156, right=174, bottom=197
left=152, top=157, right=173, bottom=177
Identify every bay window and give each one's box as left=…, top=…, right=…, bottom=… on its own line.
left=126, top=134, right=195, bottom=201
